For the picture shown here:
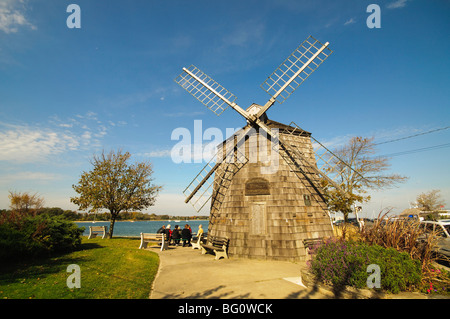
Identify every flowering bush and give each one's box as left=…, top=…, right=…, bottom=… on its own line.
left=423, top=267, right=450, bottom=295
left=309, top=238, right=422, bottom=293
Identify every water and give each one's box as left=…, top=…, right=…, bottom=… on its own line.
left=75, top=220, right=209, bottom=237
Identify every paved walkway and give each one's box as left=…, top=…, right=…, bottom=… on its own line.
left=148, top=245, right=435, bottom=299
left=149, top=245, right=323, bottom=299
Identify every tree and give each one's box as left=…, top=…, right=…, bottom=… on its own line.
left=414, top=189, right=446, bottom=212
left=71, top=150, right=162, bottom=238
left=322, top=136, right=408, bottom=222
left=8, top=191, right=44, bottom=215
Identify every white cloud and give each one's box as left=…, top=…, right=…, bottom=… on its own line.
left=0, top=0, right=36, bottom=34
left=58, top=123, right=73, bottom=128
left=139, top=143, right=217, bottom=162
left=387, top=0, right=408, bottom=9
left=0, top=124, right=80, bottom=162
left=49, top=110, right=123, bottom=148
left=0, top=171, right=63, bottom=184
left=344, top=18, right=356, bottom=25
left=0, top=111, right=115, bottom=163
left=76, top=111, right=98, bottom=121
left=140, top=150, right=172, bottom=158
left=81, top=131, right=92, bottom=145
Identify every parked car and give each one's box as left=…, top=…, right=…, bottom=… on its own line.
left=419, top=220, right=450, bottom=260
left=332, top=219, right=360, bottom=227
left=333, top=220, right=345, bottom=226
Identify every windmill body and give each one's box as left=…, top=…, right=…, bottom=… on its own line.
left=175, top=36, right=361, bottom=261
left=209, top=119, right=333, bottom=261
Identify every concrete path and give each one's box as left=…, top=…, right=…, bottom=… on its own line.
left=150, top=245, right=337, bottom=299
left=148, top=245, right=449, bottom=299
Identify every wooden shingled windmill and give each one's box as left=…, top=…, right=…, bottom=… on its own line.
left=175, top=35, right=361, bottom=261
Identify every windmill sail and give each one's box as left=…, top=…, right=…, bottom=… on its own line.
left=175, top=65, right=237, bottom=116
left=281, top=122, right=368, bottom=193
left=177, top=35, right=344, bottom=211
left=174, top=35, right=358, bottom=261
left=260, top=36, right=332, bottom=105
left=183, top=137, right=248, bottom=212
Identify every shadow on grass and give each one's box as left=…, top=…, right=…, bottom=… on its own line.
left=0, top=242, right=103, bottom=285
left=75, top=242, right=103, bottom=252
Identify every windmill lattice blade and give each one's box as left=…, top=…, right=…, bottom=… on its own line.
left=286, top=122, right=367, bottom=191
left=183, top=158, right=217, bottom=212
left=183, top=146, right=248, bottom=212
left=275, top=133, right=334, bottom=204
left=175, top=65, right=237, bottom=116
left=261, top=36, right=332, bottom=104
left=312, top=141, right=348, bottom=183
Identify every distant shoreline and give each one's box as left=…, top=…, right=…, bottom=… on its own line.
left=75, top=219, right=209, bottom=223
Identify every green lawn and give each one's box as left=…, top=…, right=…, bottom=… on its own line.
left=0, top=237, right=159, bottom=299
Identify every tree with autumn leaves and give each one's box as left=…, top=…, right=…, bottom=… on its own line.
left=71, top=150, right=162, bottom=238
left=322, top=136, right=408, bottom=222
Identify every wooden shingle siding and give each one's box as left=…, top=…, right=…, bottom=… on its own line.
left=208, top=122, right=333, bottom=261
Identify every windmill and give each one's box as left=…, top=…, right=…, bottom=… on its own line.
left=175, top=35, right=362, bottom=261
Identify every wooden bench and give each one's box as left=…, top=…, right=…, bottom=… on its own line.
left=303, top=238, right=324, bottom=249
left=139, top=233, right=168, bottom=251
left=88, top=226, right=107, bottom=239
left=191, top=233, right=204, bottom=250
left=200, top=236, right=229, bottom=260
left=303, top=238, right=324, bottom=260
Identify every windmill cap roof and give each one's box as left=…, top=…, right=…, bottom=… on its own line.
left=244, top=103, right=311, bottom=136
left=263, top=119, right=311, bottom=136
left=219, top=119, right=311, bottom=147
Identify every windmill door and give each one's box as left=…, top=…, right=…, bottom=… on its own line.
left=250, top=202, right=267, bottom=236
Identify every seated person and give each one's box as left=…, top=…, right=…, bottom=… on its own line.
left=164, top=224, right=172, bottom=242
left=181, top=224, right=192, bottom=247
left=171, top=225, right=181, bottom=246
left=197, top=224, right=204, bottom=237
left=193, top=224, right=204, bottom=241
left=156, top=225, right=166, bottom=234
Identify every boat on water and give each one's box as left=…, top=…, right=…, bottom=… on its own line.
left=169, top=218, right=189, bottom=223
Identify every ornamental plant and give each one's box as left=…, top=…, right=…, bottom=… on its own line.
left=309, top=238, right=422, bottom=293
left=0, top=214, right=84, bottom=261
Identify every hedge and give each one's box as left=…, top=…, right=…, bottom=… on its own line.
left=309, top=238, right=422, bottom=293
left=0, top=214, right=84, bottom=262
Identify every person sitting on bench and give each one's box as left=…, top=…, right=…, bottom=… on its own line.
left=164, top=224, right=172, bottom=243
left=171, top=225, right=181, bottom=246
left=181, top=224, right=192, bottom=247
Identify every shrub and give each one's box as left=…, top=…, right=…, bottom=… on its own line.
left=360, top=212, right=438, bottom=269
left=309, top=238, right=422, bottom=293
left=365, top=244, right=422, bottom=293
left=0, top=214, right=84, bottom=261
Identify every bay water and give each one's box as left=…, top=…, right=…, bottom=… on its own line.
left=76, top=220, right=209, bottom=237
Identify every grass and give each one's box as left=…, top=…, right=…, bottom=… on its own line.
left=0, top=237, right=159, bottom=299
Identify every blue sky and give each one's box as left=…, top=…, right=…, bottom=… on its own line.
left=0, top=0, right=449, bottom=217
